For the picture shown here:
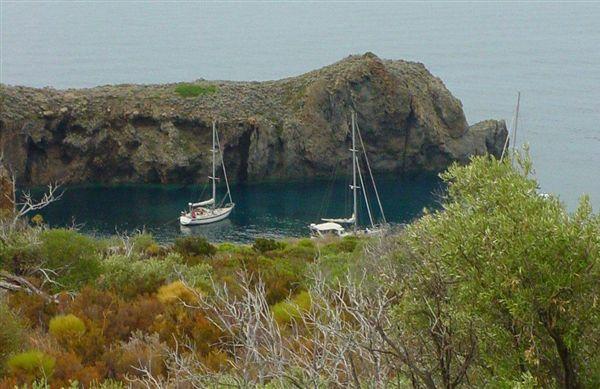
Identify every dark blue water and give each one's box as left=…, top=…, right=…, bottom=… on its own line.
left=36, top=175, right=442, bottom=243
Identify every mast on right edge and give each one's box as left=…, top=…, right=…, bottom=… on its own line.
left=351, top=111, right=358, bottom=233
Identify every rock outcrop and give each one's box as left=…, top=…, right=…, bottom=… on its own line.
left=0, top=53, right=507, bottom=186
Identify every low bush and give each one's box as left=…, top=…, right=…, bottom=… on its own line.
left=271, top=291, right=311, bottom=325
left=217, top=242, right=237, bottom=252
left=321, top=235, right=359, bottom=255
left=157, top=281, right=197, bottom=305
left=0, top=302, right=25, bottom=374
left=173, top=236, right=216, bottom=265
left=174, top=83, right=217, bottom=98
left=132, top=232, right=158, bottom=255
left=6, top=350, right=56, bottom=379
left=39, top=229, right=101, bottom=290
left=99, top=253, right=211, bottom=298
left=252, top=238, right=285, bottom=253
left=99, top=255, right=168, bottom=297
left=49, top=314, right=86, bottom=340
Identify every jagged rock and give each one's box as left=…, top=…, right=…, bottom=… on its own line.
left=0, top=163, right=14, bottom=215
left=0, top=53, right=507, bottom=185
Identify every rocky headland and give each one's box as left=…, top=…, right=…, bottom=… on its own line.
left=0, top=53, right=507, bottom=185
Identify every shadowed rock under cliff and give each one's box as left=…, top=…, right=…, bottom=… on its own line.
left=0, top=53, right=507, bottom=185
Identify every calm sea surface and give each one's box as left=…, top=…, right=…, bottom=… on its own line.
left=2, top=2, right=599, bottom=239
left=35, top=175, right=442, bottom=243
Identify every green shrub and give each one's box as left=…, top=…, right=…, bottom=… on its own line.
left=0, top=227, right=43, bottom=273
left=271, top=291, right=311, bottom=325
left=253, top=238, right=285, bottom=253
left=311, top=253, right=353, bottom=284
left=217, top=242, right=237, bottom=252
left=174, top=83, right=217, bottom=98
left=173, top=236, right=216, bottom=264
left=39, top=229, right=101, bottom=290
left=0, top=302, right=25, bottom=374
left=100, top=253, right=211, bottom=297
left=296, top=238, right=315, bottom=249
left=132, top=232, right=158, bottom=255
left=282, top=241, right=317, bottom=259
left=48, top=314, right=86, bottom=339
left=321, top=235, right=359, bottom=255
left=6, top=350, right=55, bottom=378
left=0, top=244, right=40, bottom=274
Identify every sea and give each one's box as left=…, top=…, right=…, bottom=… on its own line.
left=2, top=2, right=599, bottom=242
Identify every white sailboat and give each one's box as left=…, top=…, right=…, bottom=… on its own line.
left=309, top=112, right=387, bottom=238
left=501, top=93, right=550, bottom=199
left=180, top=121, right=235, bottom=226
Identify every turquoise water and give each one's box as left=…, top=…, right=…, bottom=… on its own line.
left=36, top=174, right=442, bottom=243
left=2, top=3, right=599, bottom=210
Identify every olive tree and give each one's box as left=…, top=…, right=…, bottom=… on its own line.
left=400, top=153, right=600, bottom=388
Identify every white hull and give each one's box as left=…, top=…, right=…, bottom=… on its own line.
left=310, top=225, right=387, bottom=239
left=180, top=204, right=234, bottom=226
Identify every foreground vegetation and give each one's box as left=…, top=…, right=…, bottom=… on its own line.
left=0, top=154, right=598, bottom=388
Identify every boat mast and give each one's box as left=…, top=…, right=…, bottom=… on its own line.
left=511, top=92, right=521, bottom=164
left=215, top=126, right=233, bottom=204
left=211, top=121, right=217, bottom=207
left=357, top=158, right=375, bottom=228
left=355, top=121, right=387, bottom=224
left=500, top=92, right=521, bottom=162
left=351, top=111, right=358, bottom=232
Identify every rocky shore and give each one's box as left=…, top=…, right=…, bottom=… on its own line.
left=0, top=53, right=507, bottom=185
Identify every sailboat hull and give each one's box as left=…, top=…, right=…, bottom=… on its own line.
left=180, top=204, right=235, bottom=226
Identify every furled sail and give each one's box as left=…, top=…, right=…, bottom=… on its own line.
left=310, top=222, right=345, bottom=232
left=191, top=198, right=215, bottom=207
left=321, top=213, right=355, bottom=224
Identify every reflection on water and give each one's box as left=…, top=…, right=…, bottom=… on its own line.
left=36, top=174, right=444, bottom=243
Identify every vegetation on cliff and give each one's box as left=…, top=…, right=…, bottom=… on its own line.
left=0, top=154, right=598, bottom=388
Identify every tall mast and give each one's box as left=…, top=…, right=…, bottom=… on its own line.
left=351, top=111, right=358, bottom=232
left=510, top=92, right=521, bottom=163
left=211, top=121, right=217, bottom=206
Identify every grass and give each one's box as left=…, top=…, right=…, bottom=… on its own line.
left=174, top=83, right=218, bottom=98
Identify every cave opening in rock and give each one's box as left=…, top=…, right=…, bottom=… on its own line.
left=236, top=128, right=253, bottom=183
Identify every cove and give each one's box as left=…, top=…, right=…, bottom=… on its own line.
left=34, top=174, right=444, bottom=243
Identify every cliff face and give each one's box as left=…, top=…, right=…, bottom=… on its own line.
left=0, top=53, right=507, bottom=185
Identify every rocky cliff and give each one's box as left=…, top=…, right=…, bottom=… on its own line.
left=0, top=53, right=507, bottom=186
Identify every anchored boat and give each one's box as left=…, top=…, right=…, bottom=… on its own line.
left=180, top=121, right=235, bottom=226
left=309, top=111, right=387, bottom=238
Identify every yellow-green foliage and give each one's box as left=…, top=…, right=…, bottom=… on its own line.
left=132, top=232, right=159, bottom=255
left=0, top=302, right=25, bottom=373
left=49, top=314, right=86, bottom=340
left=99, top=253, right=211, bottom=298
left=217, top=242, right=237, bottom=252
left=39, top=229, right=101, bottom=290
left=321, top=235, right=359, bottom=255
left=401, top=154, right=600, bottom=386
left=157, top=281, right=197, bottom=304
left=174, top=83, right=217, bottom=98
left=271, top=291, right=311, bottom=325
left=7, top=350, right=56, bottom=378
left=30, top=214, right=44, bottom=226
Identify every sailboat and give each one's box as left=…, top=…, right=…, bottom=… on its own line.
left=309, top=111, right=387, bottom=238
left=501, top=91, right=521, bottom=162
left=500, top=93, right=550, bottom=199
left=180, top=121, right=235, bottom=226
